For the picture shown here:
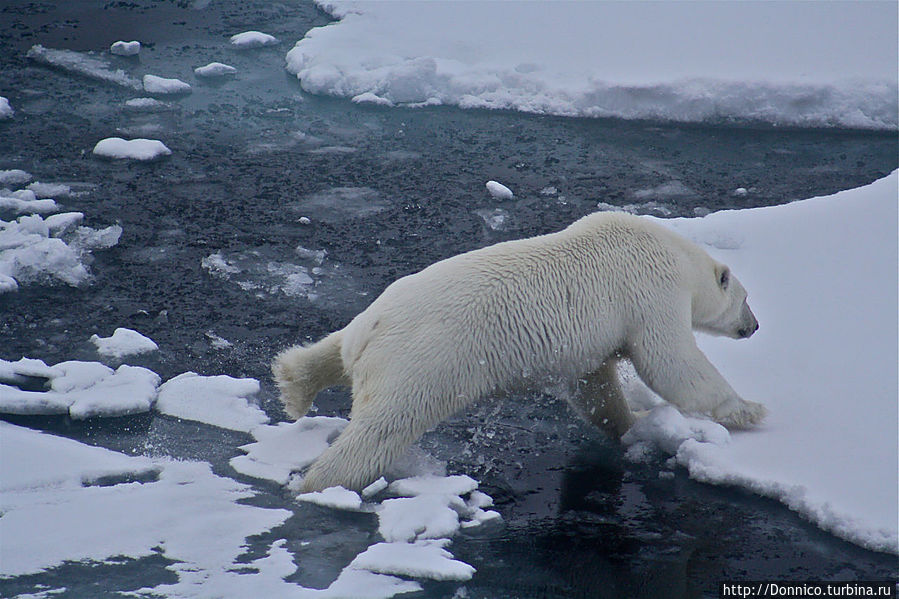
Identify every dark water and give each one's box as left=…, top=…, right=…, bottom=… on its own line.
left=1, top=1, right=897, bottom=597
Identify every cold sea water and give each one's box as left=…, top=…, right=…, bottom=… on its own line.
left=0, top=1, right=896, bottom=597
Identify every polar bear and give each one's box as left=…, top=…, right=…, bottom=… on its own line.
left=274, top=212, right=765, bottom=491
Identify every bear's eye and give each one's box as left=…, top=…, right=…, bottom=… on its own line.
left=719, top=268, right=730, bottom=290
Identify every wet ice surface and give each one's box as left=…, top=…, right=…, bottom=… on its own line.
left=0, top=1, right=897, bottom=597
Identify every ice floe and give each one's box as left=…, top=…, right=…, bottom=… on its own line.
left=0, top=96, right=12, bottom=119
left=90, top=327, right=159, bottom=358
left=142, top=74, right=192, bottom=95
left=195, top=61, right=238, bottom=78
left=110, top=40, right=141, bottom=56
left=27, top=45, right=143, bottom=90
left=156, top=372, right=269, bottom=432
left=93, top=137, right=172, bottom=160
left=485, top=180, right=513, bottom=200
left=230, top=31, right=279, bottom=49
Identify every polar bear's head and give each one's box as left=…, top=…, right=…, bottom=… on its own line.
left=692, top=262, right=759, bottom=340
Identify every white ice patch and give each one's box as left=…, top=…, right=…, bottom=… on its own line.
left=0, top=213, right=121, bottom=292
left=156, top=372, right=269, bottom=433
left=296, top=485, right=363, bottom=510
left=287, top=2, right=897, bottom=129
left=349, top=540, right=475, bottom=582
left=27, top=45, right=143, bottom=90
left=0, top=190, right=58, bottom=215
left=26, top=181, right=71, bottom=198
left=630, top=171, right=899, bottom=554
left=485, top=180, right=513, bottom=200
left=90, top=327, right=159, bottom=358
left=92, top=137, right=172, bottom=161
left=0, top=424, right=291, bottom=585
left=0, top=358, right=159, bottom=419
left=230, top=31, right=279, bottom=48
left=474, top=207, right=510, bottom=231
left=352, top=92, right=394, bottom=106
left=110, top=40, right=141, bottom=56
left=0, top=169, right=32, bottom=187
left=142, top=74, right=192, bottom=95
left=124, top=97, right=169, bottom=111
left=194, top=62, right=238, bottom=78
left=0, top=96, right=12, bottom=119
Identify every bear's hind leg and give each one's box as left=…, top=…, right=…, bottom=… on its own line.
left=572, top=353, right=635, bottom=438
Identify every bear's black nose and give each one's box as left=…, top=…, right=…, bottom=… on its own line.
left=738, top=322, right=759, bottom=338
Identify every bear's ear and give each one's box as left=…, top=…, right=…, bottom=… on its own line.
left=717, top=265, right=730, bottom=290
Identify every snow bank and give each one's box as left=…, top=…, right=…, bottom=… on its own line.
left=287, top=2, right=898, bottom=129
left=624, top=171, right=899, bottom=553
left=156, top=371, right=269, bottom=432
left=27, top=45, right=143, bottom=90
left=90, top=327, right=159, bottom=358
left=142, top=74, right=191, bottom=95
left=92, top=137, right=171, bottom=160
left=230, top=31, right=279, bottom=49
left=0, top=211, right=122, bottom=293
left=110, top=40, right=140, bottom=56
left=0, top=358, right=159, bottom=419
left=194, top=61, right=238, bottom=78
left=0, top=96, right=12, bottom=119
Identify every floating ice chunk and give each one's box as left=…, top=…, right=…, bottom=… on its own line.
left=204, top=330, right=233, bottom=349
left=539, top=185, right=558, bottom=196
left=0, top=193, right=58, bottom=215
left=90, top=327, right=159, bottom=358
left=194, top=61, right=237, bottom=77
left=142, top=74, right=192, bottom=95
left=155, top=372, right=268, bottom=433
left=230, top=417, right=348, bottom=484
left=377, top=494, right=464, bottom=542
left=0, top=357, right=62, bottom=385
left=0, top=359, right=160, bottom=418
left=230, top=31, right=279, bottom=48
left=633, top=180, right=694, bottom=200
left=362, top=476, right=389, bottom=498
left=387, top=474, right=479, bottom=497
left=352, top=92, right=394, bottom=106
left=485, top=180, right=513, bottom=200
left=350, top=539, right=475, bottom=581
left=93, top=137, right=172, bottom=161
left=0, top=216, right=89, bottom=288
left=321, top=567, right=422, bottom=598
left=44, top=212, right=84, bottom=236
left=296, top=485, right=363, bottom=510
left=0, top=169, right=32, bottom=186
left=68, top=223, right=122, bottom=250
left=474, top=207, right=509, bottom=231
left=27, top=45, right=142, bottom=90
left=110, top=40, right=140, bottom=56
left=734, top=187, right=749, bottom=196
left=26, top=181, right=70, bottom=198
left=124, top=97, right=169, bottom=110
left=0, top=96, right=12, bottom=119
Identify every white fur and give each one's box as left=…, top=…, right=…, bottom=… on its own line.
left=273, top=212, right=765, bottom=491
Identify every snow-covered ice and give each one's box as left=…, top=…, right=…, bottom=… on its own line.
left=124, top=97, right=169, bottom=111
left=92, top=137, right=172, bottom=161
left=110, top=40, right=140, bottom=56
left=287, top=2, right=897, bottom=129
left=194, top=61, right=238, bottom=78
left=156, top=372, right=269, bottom=432
left=230, top=31, right=279, bottom=49
left=1, top=212, right=122, bottom=293
left=0, top=191, right=58, bottom=215
left=296, top=485, right=363, bottom=510
left=27, top=45, right=143, bottom=90
left=26, top=181, right=71, bottom=198
left=0, top=169, right=32, bottom=187
left=0, top=358, right=160, bottom=419
left=142, top=74, right=192, bottom=95
left=349, top=540, right=475, bottom=582
left=624, top=171, right=899, bottom=553
left=90, top=327, right=159, bottom=358
left=485, top=180, right=513, bottom=200
left=0, top=95, right=12, bottom=119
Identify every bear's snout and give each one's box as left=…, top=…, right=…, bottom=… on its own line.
left=736, top=303, right=759, bottom=339
left=737, top=321, right=758, bottom=339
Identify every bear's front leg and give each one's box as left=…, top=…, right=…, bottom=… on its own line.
left=572, top=353, right=635, bottom=438
left=629, top=322, right=766, bottom=429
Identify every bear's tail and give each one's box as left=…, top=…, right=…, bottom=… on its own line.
left=272, top=330, right=347, bottom=419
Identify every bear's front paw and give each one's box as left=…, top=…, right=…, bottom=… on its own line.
left=711, top=397, right=767, bottom=429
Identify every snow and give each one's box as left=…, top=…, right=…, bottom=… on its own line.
left=485, top=180, right=513, bottom=200
left=0, top=423, right=291, bottom=585
left=26, top=45, right=143, bottom=90
left=156, top=372, right=269, bottom=432
left=287, top=2, right=898, bottom=129
left=110, top=40, right=140, bottom=56
left=0, top=169, right=32, bottom=187
left=26, top=181, right=71, bottom=198
left=92, top=137, right=172, bottom=160
left=124, top=97, right=169, bottom=110
left=0, top=212, right=122, bottom=292
left=0, top=95, right=12, bottom=119
left=230, top=31, right=279, bottom=49
left=90, top=327, right=159, bottom=358
left=623, top=171, right=899, bottom=554
left=0, top=191, right=58, bottom=215
left=195, top=62, right=238, bottom=78
left=142, top=74, right=192, bottom=95
left=349, top=540, right=475, bottom=582
left=296, top=485, right=363, bottom=510
left=0, top=358, right=160, bottom=419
